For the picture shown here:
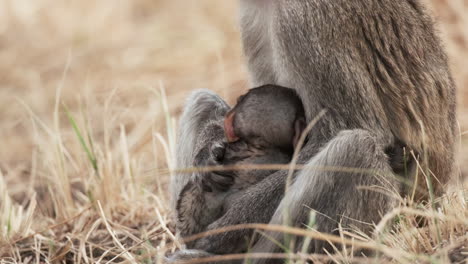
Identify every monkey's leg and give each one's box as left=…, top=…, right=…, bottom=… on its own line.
left=170, top=89, right=230, bottom=209
left=176, top=178, right=230, bottom=240
left=191, top=168, right=290, bottom=255
left=249, top=129, right=400, bottom=263
left=169, top=90, right=240, bottom=263
left=189, top=130, right=399, bottom=262
left=171, top=89, right=231, bottom=243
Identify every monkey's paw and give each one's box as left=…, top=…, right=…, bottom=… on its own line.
left=198, top=142, right=235, bottom=193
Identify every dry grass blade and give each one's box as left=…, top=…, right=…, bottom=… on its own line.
left=97, top=201, right=136, bottom=263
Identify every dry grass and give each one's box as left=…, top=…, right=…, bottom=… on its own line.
left=0, top=0, right=466, bottom=263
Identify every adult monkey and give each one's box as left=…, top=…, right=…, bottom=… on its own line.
left=170, top=0, right=457, bottom=262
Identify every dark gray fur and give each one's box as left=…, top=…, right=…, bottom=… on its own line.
left=174, top=86, right=304, bottom=244
left=228, top=85, right=305, bottom=153
left=169, top=0, right=457, bottom=263
left=171, top=90, right=230, bottom=240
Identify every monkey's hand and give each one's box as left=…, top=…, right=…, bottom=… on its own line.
left=196, top=142, right=235, bottom=193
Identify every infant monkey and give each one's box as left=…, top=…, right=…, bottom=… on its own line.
left=220, top=85, right=306, bottom=189
left=176, top=85, right=305, bottom=241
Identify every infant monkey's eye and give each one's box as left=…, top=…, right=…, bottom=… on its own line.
left=211, top=143, right=226, bottom=162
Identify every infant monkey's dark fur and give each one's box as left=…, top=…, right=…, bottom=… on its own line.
left=224, top=85, right=306, bottom=156
left=176, top=85, right=305, bottom=241
left=221, top=86, right=306, bottom=191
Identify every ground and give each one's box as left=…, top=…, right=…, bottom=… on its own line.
left=0, top=0, right=467, bottom=263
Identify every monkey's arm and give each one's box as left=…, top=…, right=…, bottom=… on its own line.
left=171, top=89, right=230, bottom=209
left=172, top=90, right=238, bottom=241
left=176, top=178, right=229, bottom=241
left=192, top=169, right=288, bottom=254
left=176, top=181, right=207, bottom=239
left=189, top=140, right=319, bottom=254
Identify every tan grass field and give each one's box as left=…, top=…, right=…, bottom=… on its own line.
left=0, top=0, right=467, bottom=263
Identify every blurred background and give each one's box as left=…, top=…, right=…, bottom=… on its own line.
left=1, top=0, right=467, bottom=180
left=0, top=0, right=467, bottom=261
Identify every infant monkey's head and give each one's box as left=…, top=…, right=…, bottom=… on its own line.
left=212, top=85, right=306, bottom=190
left=224, top=85, right=306, bottom=154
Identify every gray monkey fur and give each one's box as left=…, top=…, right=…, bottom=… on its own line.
left=171, top=90, right=230, bottom=240
left=170, top=89, right=230, bottom=210
left=225, top=85, right=306, bottom=153
left=174, top=85, right=305, bottom=244
left=170, top=0, right=457, bottom=262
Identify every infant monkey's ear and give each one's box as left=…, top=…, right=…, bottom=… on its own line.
left=224, top=111, right=239, bottom=143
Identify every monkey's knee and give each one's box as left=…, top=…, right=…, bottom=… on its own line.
left=184, top=89, right=223, bottom=108
left=324, top=129, right=399, bottom=193
left=181, top=90, right=228, bottom=118
left=177, top=89, right=229, bottom=140
left=291, top=130, right=397, bottom=251
left=324, top=129, right=388, bottom=168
